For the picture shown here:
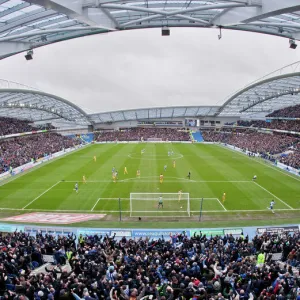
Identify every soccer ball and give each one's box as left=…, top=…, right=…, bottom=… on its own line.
left=180, top=206, right=182, bottom=209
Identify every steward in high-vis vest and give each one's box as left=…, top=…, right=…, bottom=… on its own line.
left=257, top=252, right=265, bottom=266
left=66, top=250, right=73, bottom=261
left=78, top=234, right=85, bottom=247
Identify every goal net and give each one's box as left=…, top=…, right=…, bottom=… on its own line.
left=130, top=193, right=190, bottom=217
left=147, top=138, right=163, bottom=142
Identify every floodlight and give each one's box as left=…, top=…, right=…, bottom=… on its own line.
left=162, top=26, right=170, bottom=36
left=289, top=39, right=297, bottom=49
left=25, top=50, right=33, bottom=60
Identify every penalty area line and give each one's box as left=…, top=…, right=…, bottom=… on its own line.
left=22, top=181, right=61, bottom=210
left=91, top=198, right=100, bottom=212
left=253, top=181, right=294, bottom=210
left=217, top=198, right=227, bottom=211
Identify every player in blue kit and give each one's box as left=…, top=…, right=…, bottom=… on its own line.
left=74, top=182, right=78, bottom=193
left=268, top=200, right=275, bottom=213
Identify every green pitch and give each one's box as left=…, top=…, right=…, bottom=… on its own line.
left=0, top=143, right=299, bottom=223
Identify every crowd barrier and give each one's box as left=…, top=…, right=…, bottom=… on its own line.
left=0, top=223, right=298, bottom=240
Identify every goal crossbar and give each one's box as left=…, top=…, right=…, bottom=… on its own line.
left=130, top=192, right=190, bottom=217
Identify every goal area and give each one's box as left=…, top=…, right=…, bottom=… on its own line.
left=130, top=193, right=190, bottom=217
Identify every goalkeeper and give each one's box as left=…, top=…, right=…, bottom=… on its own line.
left=158, top=195, right=164, bottom=209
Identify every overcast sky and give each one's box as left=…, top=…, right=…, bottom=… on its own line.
left=0, top=28, right=300, bottom=114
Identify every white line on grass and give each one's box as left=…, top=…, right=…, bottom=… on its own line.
left=0, top=207, right=299, bottom=213
left=252, top=181, right=294, bottom=210
left=217, top=198, right=227, bottom=211
left=22, top=181, right=61, bottom=210
left=253, top=158, right=300, bottom=182
left=190, top=198, right=219, bottom=200
left=218, top=144, right=300, bottom=183
left=91, top=198, right=100, bottom=211
left=62, top=180, right=251, bottom=183
left=0, top=145, right=91, bottom=188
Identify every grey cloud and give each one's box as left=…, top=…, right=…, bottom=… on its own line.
left=0, top=28, right=299, bottom=113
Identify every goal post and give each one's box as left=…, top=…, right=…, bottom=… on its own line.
left=130, top=193, right=190, bottom=217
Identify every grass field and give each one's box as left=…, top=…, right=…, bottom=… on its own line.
left=0, top=143, right=299, bottom=227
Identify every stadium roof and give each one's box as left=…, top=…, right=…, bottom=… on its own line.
left=218, top=61, right=300, bottom=118
left=89, top=106, right=220, bottom=123
left=218, top=73, right=300, bottom=119
left=0, top=79, right=91, bottom=125
left=1, top=0, right=300, bottom=59
left=2, top=64, right=300, bottom=124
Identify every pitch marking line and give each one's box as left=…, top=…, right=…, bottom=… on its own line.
left=22, top=181, right=61, bottom=210
left=62, top=179, right=250, bottom=183
left=0, top=145, right=90, bottom=188
left=0, top=208, right=299, bottom=213
left=217, top=198, right=227, bottom=211
left=252, top=181, right=294, bottom=210
left=91, top=198, right=100, bottom=212
left=218, top=144, right=300, bottom=183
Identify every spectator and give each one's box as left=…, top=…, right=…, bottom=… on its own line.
left=267, top=104, right=300, bottom=118
left=0, top=117, right=38, bottom=136
left=94, top=128, right=190, bottom=142
left=0, top=230, right=298, bottom=299
left=0, top=133, right=80, bottom=174
left=237, top=120, right=300, bottom=132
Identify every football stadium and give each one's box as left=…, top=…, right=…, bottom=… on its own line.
left=0, top=1, right=299, bottom=299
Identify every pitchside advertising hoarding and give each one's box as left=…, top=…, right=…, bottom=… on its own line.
left=256, top=226, right=299, bottom=234
left=0, top=223, right=298, bottom=238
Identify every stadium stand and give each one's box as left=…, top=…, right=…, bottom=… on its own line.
left=266, top=104, right=300, bottom=118
left=279, top=143, right=300, bottom=169
left=0, top=133, right=80, bottom=173
left=94, top=128, right=190, bottom=142
left=0, top=117, right=38, bottom=136
left=202, top=130, right=299, bottom=156
left=0, top=230, right=299, bottom=299
left=236, top=120, right=300, bottom=132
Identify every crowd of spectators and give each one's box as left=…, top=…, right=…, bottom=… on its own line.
left=0, top=230, right=299, bottom=300
left=0, top=133, right=80, bottom=173
left=202, top=130, right=299, bottom=156
left=236, top=121, right=300, bottom=133
left=95, top=128, right=190, bottom=142
left=35, top=124, right=56, bottom=131
left=267, top=104, right=300, bottom=118
left=0, top=117, right=38, bottom=136
left=279, top=151, right=300, bottom=169
left=279, top=143, right=300, bottom=169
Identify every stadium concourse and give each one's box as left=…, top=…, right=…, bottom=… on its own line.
left=0, top=230, right=299, bottom=300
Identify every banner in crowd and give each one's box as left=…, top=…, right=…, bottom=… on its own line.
left=256, top=226, right=299, bottom=234
left=132, top=230, right=189, bottom=238
left=137, top=121, right=183, bottom=126
left=42, top=255, right=55, bottom=263
left=0, top=129, right=48, bottom=140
